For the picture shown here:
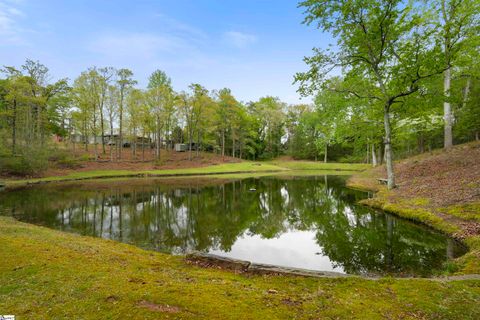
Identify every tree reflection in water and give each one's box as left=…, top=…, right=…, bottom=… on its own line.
left=0, top=175, right=466, bottom=276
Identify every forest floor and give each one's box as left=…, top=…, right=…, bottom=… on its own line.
left=348, top=140, right=480, bottom=274
left=48, top=149, right=242, bottom=176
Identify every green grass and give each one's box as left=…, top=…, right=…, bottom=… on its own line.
left=4, top=161, right=368, bottom=189
left=360, top=198, right=460, bottom=235
left=443, top=203, right=480, bottom=222
left=1, top=216, right=479, bottom=319
left=5, top=162, right=285, bottom=187
left=268, top=160, right=369, bottom=171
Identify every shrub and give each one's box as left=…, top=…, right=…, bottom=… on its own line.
left=0, top=146, right=50, bottom=176
left=49, top=150, right=81, bottom=169
left=0, top=155, right=48, bottom=176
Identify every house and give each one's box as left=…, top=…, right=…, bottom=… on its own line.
left=174, top=143, right=199, bottom=152
left=175, top=143, right=188, bottom=152
left=70, top=131, right=152, bottom=148
left=105, top=134, right=153, bottom=148
left=71, top=133, right=86, bottom=144
left=88, top=136, right=104, bottom=145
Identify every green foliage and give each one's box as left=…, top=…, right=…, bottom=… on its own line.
left=0, top=147, right=49, bottom=176
left=293, top=0, right=479, bottom=172
left=49, top=149, right=81, bottom=169
left=147, top=69, right=171, bottom=89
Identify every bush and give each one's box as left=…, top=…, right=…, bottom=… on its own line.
left=0, top=147, right=50, bottom=177
left=49, top=150, right=81, bottom=169
left=78, top=154, right=92, bottom=161
left=0, top=155, right=48, bottom=176
left=337, top=154, right=365, bottom=163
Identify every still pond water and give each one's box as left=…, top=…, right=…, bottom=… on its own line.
left=0, top=175, right=466, bottom=276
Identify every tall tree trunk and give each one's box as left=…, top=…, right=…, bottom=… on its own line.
left=157, top=130, right=161, bottom=161
left=196, top=131, right=200, bottom=158
left=11, top=98, right=17, bottom=155
left=443, top=67, right=453, bottom=149
left=324, top=143, right=327, bottom=163
left=156, top=128, right=160, bottom=162
left=100, top=108, right=106, bottom=154
left=418, top=133, right=425, bottom=153
left=94, top=137, right=98, bottom=161
left=188, top=127, right=193, bottom=161
left=378, top=141, right=383, bottom=165
left=222, top=129, right=225, bottom=160
left=462, top=77, right=471, bottom=110
left=383, top=106, right=395, bottom=189
left=84, top=120, right=88, bottom=152
left=72, top=138, right=76, bottom=157
left=93, top=108, right=98, bottom=161
left=371, top=144, right=377, bottom=167
left=115, top=136, right=118, bottom=161
left=119, top=92, right=124, bottom=160
left=142, top=133, right=145, bottom=161
left=133, top=127, right=137, bottom=158
left=109, top=121, right=114, bottom=162
left=366, top=143, right=370, bottom=164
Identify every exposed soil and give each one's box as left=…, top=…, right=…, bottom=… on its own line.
left=43, top=147, right=241, bottom=178
left=136, top=300, right=182, bottom=313
left=392, top=142, right=480, bottom=208
left=354, top=141, right=480, bottom=239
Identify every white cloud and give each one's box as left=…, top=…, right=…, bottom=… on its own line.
left=0, top=0, right=26, bottom=44
left=87, top=12, right=210, bottom=66
left=153, top=13, right=207, bottom=42
left=88, top=32, right=190, bottom=60
left=223, top=31, right=257, bottom=48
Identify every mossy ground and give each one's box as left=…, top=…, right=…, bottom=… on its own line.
left=1, top=216, right=479, bottom=319
left=442, top=203, right=480, bottom=222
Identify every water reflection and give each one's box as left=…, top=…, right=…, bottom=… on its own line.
left=0, top=175, right=466, bottom=276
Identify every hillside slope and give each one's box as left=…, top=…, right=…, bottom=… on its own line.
left=349, top=141, right=480, bottom=273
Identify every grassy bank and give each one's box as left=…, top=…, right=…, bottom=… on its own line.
left=2, top=161, right=366, bottom=189
left=267, top=160, right=369, bottom=171
left=3, top=162, right=282, bottom=187
left=1, top=216, right=480, bottom=319
left=347, top=142, right=480, bottom=275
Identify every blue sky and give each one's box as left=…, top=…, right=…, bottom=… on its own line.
left=0, top=0, right=331, bottom=104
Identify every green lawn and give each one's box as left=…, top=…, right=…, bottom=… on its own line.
left=1, top=216, right=479, bottom=320
left=4, top=161, right=368, bottom=188
left=267, top=160, right=370, bottom=171
left=5, top=162, right=284, bottom=186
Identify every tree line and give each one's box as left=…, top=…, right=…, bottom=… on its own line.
left=0, top=61, right=290, bottom=173
left=0, top=0, right=478, bottom=179
left=69, top=68, right=289, bottom=162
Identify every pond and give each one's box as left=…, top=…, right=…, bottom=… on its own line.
left=0, top=174, right=466, bottom=276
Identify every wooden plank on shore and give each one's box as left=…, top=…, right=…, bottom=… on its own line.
left=377, top=178, right=388, bottom=185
